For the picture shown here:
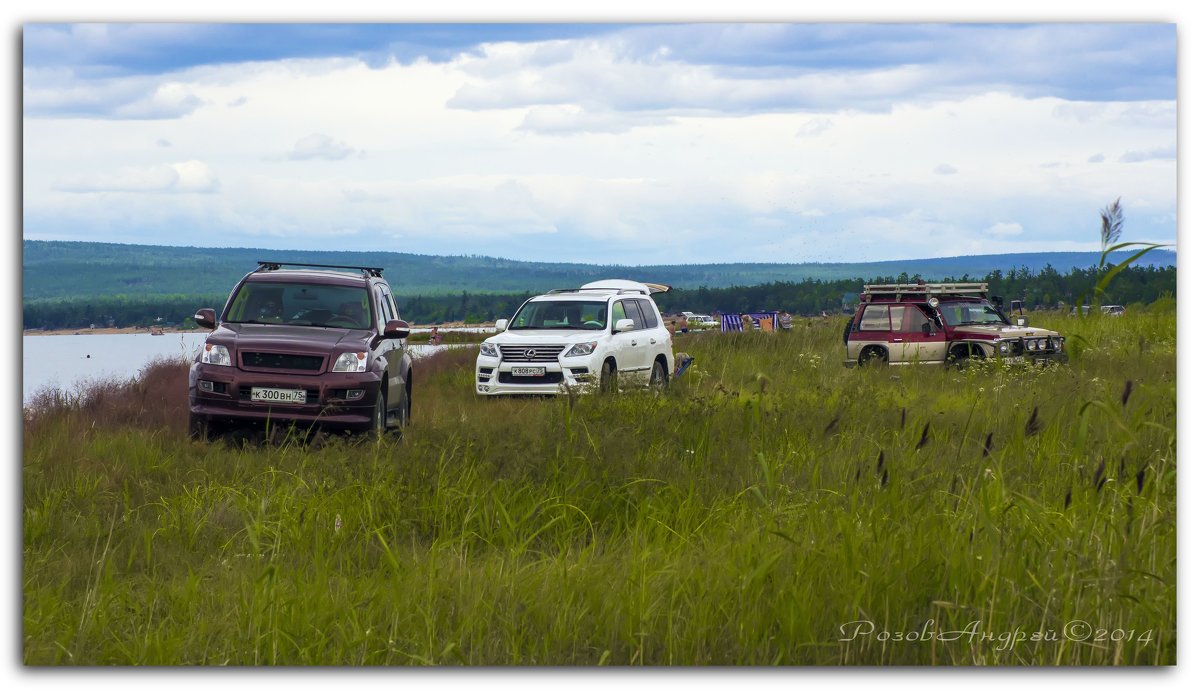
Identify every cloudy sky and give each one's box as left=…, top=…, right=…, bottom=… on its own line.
left=21, top=21, right=1177, bottom=264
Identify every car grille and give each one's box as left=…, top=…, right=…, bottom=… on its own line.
left=498, top=345, right=565, bottom=363
left=499, top=371, right=565, bottom=385
left=241, top=352, right=325, bottom=372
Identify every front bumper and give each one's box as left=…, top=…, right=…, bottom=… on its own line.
left=1001, top=351, right=1069, bottom=366
left=188, top=363, right=383, bottom=431
left=474, top=356, right=595, bottom=396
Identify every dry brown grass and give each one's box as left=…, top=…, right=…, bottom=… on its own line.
left=24, top=356, right=191, bottom=437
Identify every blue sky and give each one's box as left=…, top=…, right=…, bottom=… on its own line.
left=21, top=21, right=1178, bottom=264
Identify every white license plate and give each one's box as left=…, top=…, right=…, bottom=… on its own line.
left=1003, top=356, right=1026, bottom=365
left=511, top=367, right=546, bottom=376
left=250, top=387, right=307, bottom=404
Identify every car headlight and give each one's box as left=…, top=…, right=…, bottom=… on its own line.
left=998, top=342, right=1010, bottom=354
left=479, top=342, right=499, bottom=358
left=332, top=352, right=368, bottom=373
left=201, top=343, right=231, bottom=366
left=564, top=341, right=598, bottom=357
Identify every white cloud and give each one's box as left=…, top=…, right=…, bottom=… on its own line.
left=985, top=222, right=1024, bottom=238
left=54, top=161, right=219, bottom=193
left=516, top=105, right=669, bottom=135
left=796, top=117, right=833, bottom=137
left=1088, top=153, right=1104, bottom=163
left=934, top=163, right=958, bottom=175
left=1118, top=146, right=1175, bottom=163
left=284, top=134, right=359, bottom=161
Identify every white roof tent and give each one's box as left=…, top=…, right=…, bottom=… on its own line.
left=549, top=279, right=672, bottom=296
left=861, top=282, right=988, bottom=302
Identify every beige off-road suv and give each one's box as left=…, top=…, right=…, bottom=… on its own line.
left=843, top=283, right=1067, bottom=366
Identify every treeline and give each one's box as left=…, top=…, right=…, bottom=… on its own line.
left=654, top=263, right=1177, bottom=316
left=22, top=264, right=1175, bottom=330
left=23, top=239, right=1175, bottom=300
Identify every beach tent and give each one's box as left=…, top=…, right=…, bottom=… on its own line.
left=720, top=313, right=744, bottom=332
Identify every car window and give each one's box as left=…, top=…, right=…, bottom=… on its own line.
left=635, top=300, right=660, bottom=328
left=893, top=305, right=931, bottom=333
left=379, top=286, right=397, bottom=322
left=622, top=299, right=647, bottom=329
left=939, top=301, right=1008, bottom=327
left=611, top=300, right=628, bottom=326
left=374, top=286, right=392, bottom=330
left=859, top=304, right=890, bottom=331
left=508, top=300, right=608, bottom=330
left=224, top=281, right=371, bottom=328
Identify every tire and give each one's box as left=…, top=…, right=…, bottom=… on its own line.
left=188, top=412, right=214, bottom=441
left=599, top=359, right=617, bottom=394
left=370, top=389, right=387, bottom=438
left=392, top=382, right=410, bottom=428
left=947, top=345, right=983, bottom=369
left=858, top=348, right=888, bottom=367
left=648, top=359, right=668, bottom=393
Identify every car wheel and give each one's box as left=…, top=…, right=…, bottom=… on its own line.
left=371, top=390, right=387, bottom=438
left=599, top=359, right=617, bottom=393
left=188, top=412, right=214, bottom=441
left=858, top=348, right=888, bottom=367
left=648, top=359, right=668, bottom=393
left=393, top=382, right=410, bottom=428
left=947, top=345, right=983, bottom=369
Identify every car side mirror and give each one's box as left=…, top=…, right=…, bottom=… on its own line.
left=384, top=319, right=410, bottom=339
left=194, top=308, right=217, bottom=330
left=494, top=318, right=508, bottom=332
left=615, top=318, right=636, bottom=333
left=1016, top=316, right=1028, bottom=327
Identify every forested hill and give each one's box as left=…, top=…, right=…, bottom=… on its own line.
left=22, top=240, right=1176, bottom=301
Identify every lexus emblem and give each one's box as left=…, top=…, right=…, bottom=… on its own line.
left=524, top=349, right=537, bottom=359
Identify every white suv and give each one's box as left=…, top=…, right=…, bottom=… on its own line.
left=475, top=280, right=674, bottom=396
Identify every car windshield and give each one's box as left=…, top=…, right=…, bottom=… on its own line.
left=508, top=300, right=608, bottom=330
left=938, top=300, right=1010, bottom=327
left=224, top=281, right=372, bottom=328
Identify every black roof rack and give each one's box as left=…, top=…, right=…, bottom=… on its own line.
left=546, top=287, right=647, bottom=295
left=256, top=261, right=384, bottom=278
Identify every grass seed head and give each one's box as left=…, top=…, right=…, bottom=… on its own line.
left=1093, top=459, right=1108, bottom=493
left=1121, top=379, right=1134, bottom=407
left=1025, top=406, right=1041, bottom=437
left=916, top=422, right=930, bottom=450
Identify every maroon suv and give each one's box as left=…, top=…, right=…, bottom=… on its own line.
left=188, top=261, right=413, bottom=439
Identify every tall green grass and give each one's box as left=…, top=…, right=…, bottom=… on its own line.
left=23, top=311, right=1175, bottom=664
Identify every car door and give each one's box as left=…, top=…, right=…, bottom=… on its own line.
left=609, top=299, right=642, bottom=383
left=847, top=304, right=890, bottom=361
left=891, top=304, right=946, bottom=363
left=635, top=298, right=670, bottom=373
left=373, top=284, right=404, bottom=407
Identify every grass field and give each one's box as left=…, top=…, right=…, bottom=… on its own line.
left=22, top=307, right=1176, bottom=665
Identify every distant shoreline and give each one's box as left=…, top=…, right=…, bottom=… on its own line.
left=23, top=322, right=492, bottom=337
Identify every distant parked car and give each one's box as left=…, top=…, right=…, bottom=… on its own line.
left=188, top=261, right=414, bottom=440
left=475, top=279, right=674, bottom=396
left=1100, top=305, right=1126, bottom=316
left=845, top=282, right=1067, bottom=367
left=685, top=314, right=718, bottom=330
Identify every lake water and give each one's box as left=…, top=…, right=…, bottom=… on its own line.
left=21, top=332, right=470, bottom=405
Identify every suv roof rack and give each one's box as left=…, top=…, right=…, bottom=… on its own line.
left=546, top=287, right=648, bottom=295
left=256, top=261, right=384, bottom=278
left=862, top=282, right=988, bottom=302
